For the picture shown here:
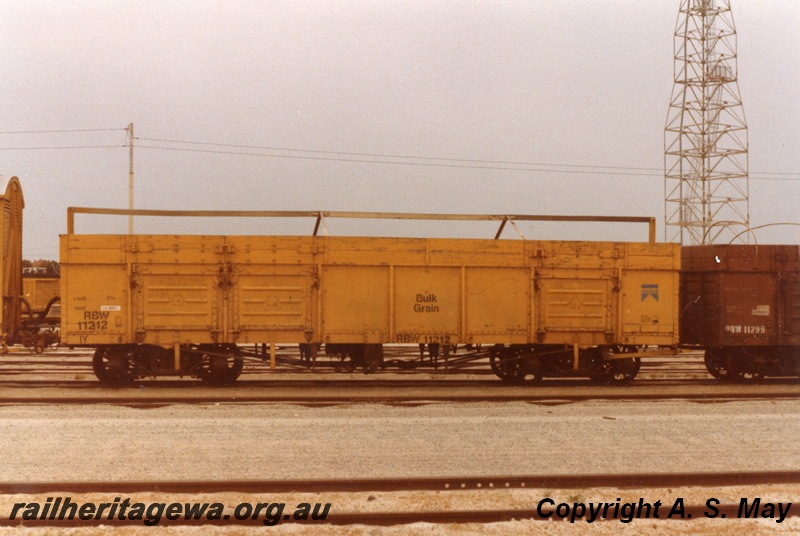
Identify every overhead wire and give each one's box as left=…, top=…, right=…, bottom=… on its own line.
left=135, top=136, right=659, bottom=172
left=0, top=127, right=126, bottom=151
left=0, top=128, right=124, bottom=134
left=0, top=145, right=123, bottom=150
left=135, top=140, right=800, bottom=181
left=0, top=130, right=797, bottom=180
left=133, top=144, right=667, bottom=177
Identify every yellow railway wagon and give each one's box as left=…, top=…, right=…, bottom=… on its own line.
left=0, top=177, right=23, bottom=348
left=61, top=209, right=679, bottom=385
left=22, top=277, right=60, bottom=314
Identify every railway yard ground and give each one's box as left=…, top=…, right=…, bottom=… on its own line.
left=1, top=348, right=799, bottom=534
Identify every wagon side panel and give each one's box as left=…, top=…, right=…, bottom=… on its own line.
left=620, top=243, right=680, bottom=346
left=680, top=271, right=720, bottom=346
left=229, top=236, right=317, bottom=344
left=681, top=245, right=791, bottom=348
left=717, top=272, right=778, bottom=346
left=60, top=235, right=130, bottom=346
left=126, top=236, right=225, bottom=346
left=535, top=242, right=616, bottom=347
left=393, top=265, right=461, bottom=345
left=464, top=266, right=531, bottom=345
left=785, top=278, right=800, bottom=347
left=321, top=265, right=390, bottom=343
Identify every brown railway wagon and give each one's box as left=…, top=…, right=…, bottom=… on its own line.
left=60, top=209, right=679, bottom=385
left=681, top=244, right=800, bottom=381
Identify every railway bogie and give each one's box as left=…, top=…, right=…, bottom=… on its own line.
left=488, top=344, right=641, bottom=386
left=91, top=343, right=244, bottom=385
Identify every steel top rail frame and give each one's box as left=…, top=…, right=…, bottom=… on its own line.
left=66, top=207, right=657, bottom=243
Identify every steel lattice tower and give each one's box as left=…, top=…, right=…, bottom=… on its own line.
left=664, top=0, right=749, bottom=245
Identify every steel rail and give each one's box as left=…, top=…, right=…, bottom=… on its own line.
left=0, top=382, right=798, bottom=406
left=2, top=504, right=795, bottom=527
left=3, top=473, right=799, bottom=527
left=3, top=470, right=799, bottom=494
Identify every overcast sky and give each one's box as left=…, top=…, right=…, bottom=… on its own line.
left=1, top=0, right=798, bottom=259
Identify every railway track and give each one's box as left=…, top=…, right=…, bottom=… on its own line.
left=1, top=372, right=798, bottom=406
left=3, top=505, right=795, bottom=527
left=5, top=470, right=800, bottom=494
left=0, top=368, right=800, bottom=407
left=2, top=471, right=798, bottom=527
left=0, top=347, right=713, bottom=379
left=1, top=347, right=796, bottom=405
left=0, top=346, right=710, bottom=375
left=1, top=381, right=799, bottom=406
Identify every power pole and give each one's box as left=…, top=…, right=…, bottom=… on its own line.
left=127, top=123, right=134, bottom=234
left=664, top=0, right=749, bottom=245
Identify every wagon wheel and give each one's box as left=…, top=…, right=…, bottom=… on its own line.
left=608, top=357, right=641, bottom=386
left=586, top=349, right=610, bottom=385
left=17, top=329, right=37, bottom=353
left=590, top=358, right=640, bottom=386
left=45, top=332, right=61, bottom=351
left=197, top=344, right=244, bottom=385
left=92, top=346, right=136, bottom=386
left=490, top=344, right=518, bottom=382
left=489, top=344, right=508, bottom=378
left=590, top=347, right=640, bottom=386
left=733, top=369, right=764, bottom=383
left=490, top=345, right=542, bottom=384
left=703, top=348, right=730, bottom=380
left=728, top=350, right=764, bottom=384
